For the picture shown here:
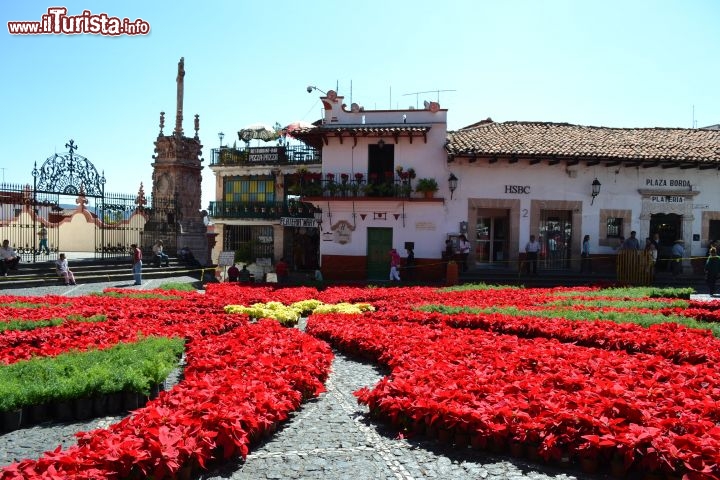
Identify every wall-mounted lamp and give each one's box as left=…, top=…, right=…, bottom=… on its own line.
left=306, top=85, right=327, bottom=95
left=377, top=138, right=385, bottom=149
left=448, top=173, right=459, bottom=200
left=314, top=208, right=323, bottom=230
left=590, top=178, right=601, bottom=205
left=218, top=131, right=224, bottom=148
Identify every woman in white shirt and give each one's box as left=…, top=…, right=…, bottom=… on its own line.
left=56, top=253, right=76, bottom=285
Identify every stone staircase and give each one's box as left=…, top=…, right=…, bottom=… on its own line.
left=0, top=257, right=206, bottom=290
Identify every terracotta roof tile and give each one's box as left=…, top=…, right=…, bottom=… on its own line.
left=446, top=121, right=720, bottom=164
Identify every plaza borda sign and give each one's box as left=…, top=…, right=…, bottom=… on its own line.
left=280, top=217, right=318, bottom=228
left=645, top=178, right=691, bottom=204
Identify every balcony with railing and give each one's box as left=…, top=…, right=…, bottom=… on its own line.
left=208, top=200, right=316, bottom=220
left=293, top=171, right=441, bottom=200
left=210, top=145, right=320, bottom=167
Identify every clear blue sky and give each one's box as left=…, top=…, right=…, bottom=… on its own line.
left=2, top=0, right=718, bottom=209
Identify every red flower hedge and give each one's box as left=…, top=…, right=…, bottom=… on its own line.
left=4, top=284, right=720, bottom=479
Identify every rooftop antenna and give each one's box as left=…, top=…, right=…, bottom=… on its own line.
left=692, top=105, right=697, bottom=129
left=402, top=89, right=456, bottom=109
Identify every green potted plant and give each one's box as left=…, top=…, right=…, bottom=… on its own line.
left=415, top=178, right=439, bottom=198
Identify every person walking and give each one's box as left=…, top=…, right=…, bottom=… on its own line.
left=623, top=231, right=641, bottom=250
left=405, top=246, right=415, bottom=281
left=131, top=243, right=142, bottom=285
left=580, top=235, right=592, bottom=273
left=644, top=237, right=658, bottom=275
left=275, top=257, right=289, bottom=283
left=238, top=264, right=252, bottom=284
left=38, top=226, right=50, bottom=255
left=525, top=234, right=540, bottom=275
left=705, top=247, right=720, bottom=296
left=457, top=234, right=471, bottom=272
left=389, top=248, right=401, bottom=281
left=55, top=253, right=76, bottom=285
left=227, top=264, right=240, bottom=282
left=671, top=239, right=684, bottom=276
left=443, top=238, right=455, bottom=264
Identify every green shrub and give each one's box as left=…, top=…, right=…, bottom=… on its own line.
left=0, top=336, right=184, bottom=410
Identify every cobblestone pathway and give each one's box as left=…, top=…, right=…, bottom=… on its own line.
left=201, top=351, right=584, bottom=480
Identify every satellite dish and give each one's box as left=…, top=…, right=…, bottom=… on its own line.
left=423, top=100, right=430, bottom=109
left=327, top=90, right=337, bottom=101
left=351, top=103, right=360, bottom=113
left=429, top=102, right=440, bottom=113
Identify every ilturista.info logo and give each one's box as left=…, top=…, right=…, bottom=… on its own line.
left=7, top=7, right=150, bottom=35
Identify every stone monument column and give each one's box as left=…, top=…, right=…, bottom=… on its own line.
left=143, top=57, right=209, bottom=267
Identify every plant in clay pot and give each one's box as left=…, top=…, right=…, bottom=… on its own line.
left=415, top=178, right=438, bottom=198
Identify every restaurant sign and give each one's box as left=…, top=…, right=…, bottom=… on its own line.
left=248, top=147, right=284, bottom=162
left=280, top=217, right=318, bottom=228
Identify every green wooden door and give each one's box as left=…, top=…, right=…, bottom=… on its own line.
left=367, top=227, right=393, bottom=280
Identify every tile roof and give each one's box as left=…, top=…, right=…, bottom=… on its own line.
left=446, top=121, right=720, bottom=165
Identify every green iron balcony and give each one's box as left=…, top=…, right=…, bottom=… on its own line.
left=208, top=201, right=316, bottom=220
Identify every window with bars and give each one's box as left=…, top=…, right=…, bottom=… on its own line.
left=606, top=217, right=623, bottom=238
left=223, top=177, right=275, bottom=203
left=223, top=225, right=274, bottom=263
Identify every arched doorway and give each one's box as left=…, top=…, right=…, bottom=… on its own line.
left=650, top=213, right=681, bottom=271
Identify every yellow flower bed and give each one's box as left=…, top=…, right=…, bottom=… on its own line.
left=224, top=300, right=375, bottom=326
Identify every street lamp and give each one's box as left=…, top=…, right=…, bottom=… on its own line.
left=306, top=85, right=327, bottom=95
left=591, top=178, right=601, bottom=205
left=448, top=173, right=458, bottom=200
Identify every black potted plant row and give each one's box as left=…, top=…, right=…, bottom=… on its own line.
left=0, top=337, right=184, bottom=432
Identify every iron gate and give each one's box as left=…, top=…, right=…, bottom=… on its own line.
left=0, top=139, right=158, bottom=263
left=0, top=184, right=61, bottom=264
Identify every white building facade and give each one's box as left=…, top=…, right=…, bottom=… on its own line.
left=247, top=92, right=720, bottom=281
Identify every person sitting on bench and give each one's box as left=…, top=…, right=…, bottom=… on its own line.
left=152, top=240, right=170, bottom=267
left=0, top=239, right=20, bottom=276
left=55, top=253, right=76, bottom=285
